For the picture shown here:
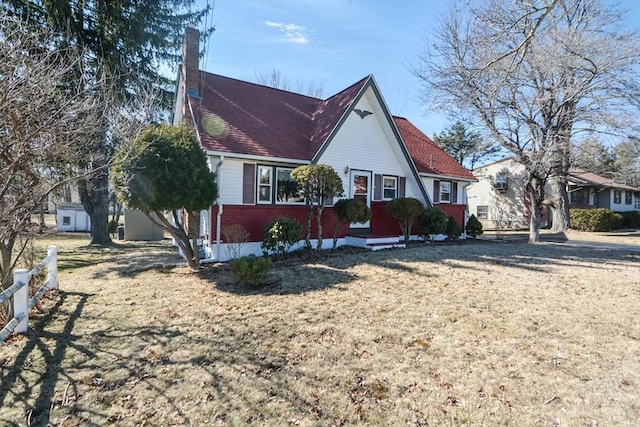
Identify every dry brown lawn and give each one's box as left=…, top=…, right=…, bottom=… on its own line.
left=1, top=231, right=639, bottom=426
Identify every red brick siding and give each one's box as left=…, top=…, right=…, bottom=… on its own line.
left=434, top=204, right=467, bottom=230
left=212, top=204, right=341, bottom=242
left=212, top=202, right=469, bottom=243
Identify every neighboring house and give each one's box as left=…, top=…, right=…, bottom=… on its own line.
left=467, top=157, right=640, bottom=230
left=173, top=27, right=475, bottom=261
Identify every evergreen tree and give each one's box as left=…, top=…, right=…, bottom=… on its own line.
left=433, top=121, right=500, bottom=170
left=2, top=0, right=212, bottom=244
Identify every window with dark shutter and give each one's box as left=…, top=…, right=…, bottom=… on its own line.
left=452, top=182, right=458, bottom=204
left=398, top=177, right=406, bottom=198
left=373, top=174, right=382, bottom=201
left=433, top=180, right=440, bottom=203
left=242, top=163, right=256, bottom=204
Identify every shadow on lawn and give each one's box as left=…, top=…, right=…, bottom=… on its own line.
left=0, top=291, right=93, bottom=427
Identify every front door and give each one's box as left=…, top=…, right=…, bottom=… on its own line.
left=350, top=170, right=371, bottom=229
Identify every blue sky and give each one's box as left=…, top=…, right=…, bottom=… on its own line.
left=194, top=0, right=640, bottom=138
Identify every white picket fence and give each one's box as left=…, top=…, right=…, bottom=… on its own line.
left=0, top=246, right=58, bottom=343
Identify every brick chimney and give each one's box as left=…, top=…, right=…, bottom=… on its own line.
left=183, top=24, right=200, bottom=98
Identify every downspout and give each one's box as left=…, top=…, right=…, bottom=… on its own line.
left=201, top=155, right=224, bottom=264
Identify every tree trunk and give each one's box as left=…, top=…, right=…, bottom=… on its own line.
left=78, top=167, right=112, bottom=245
left=305, top=207, right=313, bottom=249
left=549, top=177, right=571, bottom=233
left=526, top=177, right=546, bottom=243
left=316, top=206, right=324, bottom=250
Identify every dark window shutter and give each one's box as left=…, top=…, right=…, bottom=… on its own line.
left=433, top=180, right=440, bottom=203
left=243, top=163, right=256, bottom=204
left=373, top=174, right=382, bottom=201
left=398, top=177, right=406, bottom=198
left=452, top=182, right=458, bottom=204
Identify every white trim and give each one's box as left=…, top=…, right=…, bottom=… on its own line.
left=419, top=172, right=476, bottom=183
left=382, top=175, right=397, bottom=201
left=256, top=166, right=273, bottom=204
left=350, top=170, right=372, bottom=228
left=204, top=150, right=310, bottom=164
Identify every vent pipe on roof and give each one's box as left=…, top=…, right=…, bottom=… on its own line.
left=430, top=154, right=434, bottom=169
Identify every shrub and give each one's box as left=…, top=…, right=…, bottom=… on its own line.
left=332, top=198, right=372, bottom=248
left=108, top=220, right=119, bottom=236
left=222, top=224, right=250, bottom=260
left=465, top=214, right=483, bottom=238
left=418, top=207, right=447, bottom=242
left=231, top=255, right=272, bottom=285
left=445, top=216, right=461, bottom=240
left=387, top=197, right=424, bottom=243
left=261, top=216, right=302, bottom=258
left=617, top=211, right=640, bottom=228
left=570, top=208, right=623, bottom=232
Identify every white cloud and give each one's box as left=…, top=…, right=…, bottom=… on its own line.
left=265, top=21, right=310, bottom=44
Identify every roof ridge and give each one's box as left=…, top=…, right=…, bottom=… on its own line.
left=201, top=70, right=324, bottom=100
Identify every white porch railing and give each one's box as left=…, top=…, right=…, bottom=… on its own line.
left=0, top=246, right=58, bottom=343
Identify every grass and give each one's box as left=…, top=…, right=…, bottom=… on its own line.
left=1, top=231, right=639, bottom=426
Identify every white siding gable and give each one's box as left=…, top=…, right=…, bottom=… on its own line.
left=316, top=88, right=424, bottom=203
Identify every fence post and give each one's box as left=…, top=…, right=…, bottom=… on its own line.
left=47, top=246, right=58, bottom=290
left=13, top=269, right=29, bottom=333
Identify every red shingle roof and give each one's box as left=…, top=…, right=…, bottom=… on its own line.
left=187, top=72, right=474, bottom=185
left=189, top=72, right=367, bottom=160
left=394, top=117, right=476, bottom=181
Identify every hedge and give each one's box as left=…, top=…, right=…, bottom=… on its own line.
left=570, top=208, right=623, bottom=232
left=616, top=210, right=640, bottom=228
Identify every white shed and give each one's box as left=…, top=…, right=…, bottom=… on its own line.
left=56, top=203, right=91, bottom=232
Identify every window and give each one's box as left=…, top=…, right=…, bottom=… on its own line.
left=276, top=168, right=304, bottom=204
left=625, top=191, right=632, bottom=205
left=257, top=166, right=272, bottom=203
left=440, top=181, right=451, bottom=203
left=614, top=190, right=622, bottom=204
left=62, top=216, right=71, bottom=226
left=477, top=206, right=488, bottom=219
left=382, top=176, right=397, bottom=200
left=570, top=187, right=588, bottom=205
left=635, top=195, right=640, bottom=210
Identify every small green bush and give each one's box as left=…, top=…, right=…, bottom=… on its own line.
left=332, top=198, right=372, bottom=248
left=231, top=255, right=272, bottom=285
left=570, top=208, right=623, bottom=232
left=445, top=216, right=461, bottom=240
left=418, top=207, right=447, bottom=242
left=387, top=197, right=424, bottom=242
left=617, top=211, right=640, bottom=228
left=108, top=220, right=119, bottom=235
left=261, top=216, right=302, bottom=258
left=465, top=214, right=483, bottom=238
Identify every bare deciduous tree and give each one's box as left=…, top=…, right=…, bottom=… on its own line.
left=1, top=17, right=100, bottom=291
left=0, top=14, right=155, bottom=293
left=415, top=0, right=640, bottom=241
left=254, top=67, right=324, bottom=98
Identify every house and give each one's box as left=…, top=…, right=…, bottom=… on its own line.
left=173, top=26, right=475, bottom=261
left=467, top=157, right=640, bottom=230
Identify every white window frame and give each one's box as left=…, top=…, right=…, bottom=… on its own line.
left=613, top=189, right=622, bottom=205
left=635, top=195, right=640, bottom=210
left=477, top=206, right=488, bottom=219
left=382, top=176, right=397, bottom=201
left=275, top=167, right=305, bottom=205
left=257, top=166, right=272, bottom=204
left=440, top=181, right=451, bottom=203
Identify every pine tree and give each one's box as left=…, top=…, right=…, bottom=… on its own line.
left=433, top=121, right=501, bottom=170
left=2, top=0, right=212, bottom=244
